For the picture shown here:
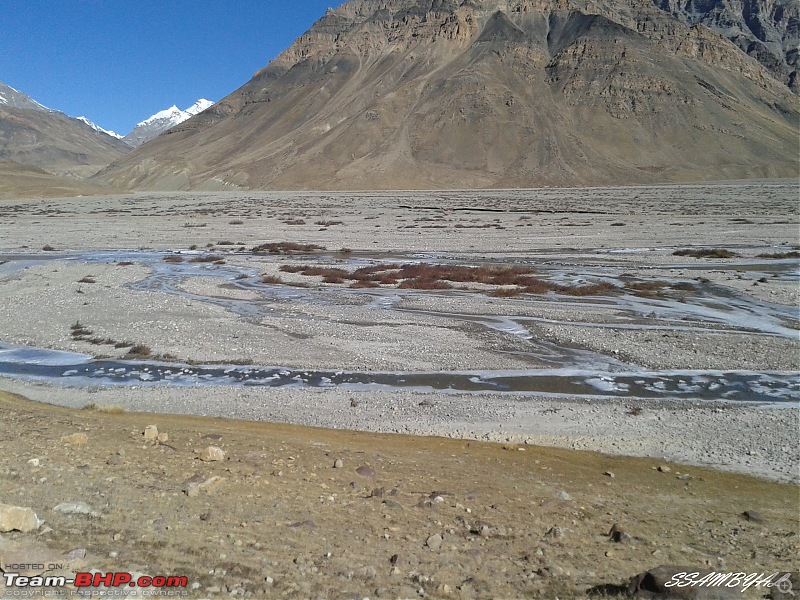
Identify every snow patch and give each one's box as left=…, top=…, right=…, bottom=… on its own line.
left=76, top=116, right=123, bottom=139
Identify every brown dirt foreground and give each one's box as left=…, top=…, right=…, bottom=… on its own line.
left=0, top=390, right=797, bottom=600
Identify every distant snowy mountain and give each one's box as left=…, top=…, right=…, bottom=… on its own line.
left=0, top=82, right=50, bottom=111
left=123, top=99, right=214, bottom=147
left=76, top=116, right=124, bottom=140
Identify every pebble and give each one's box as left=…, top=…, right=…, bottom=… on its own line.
left=143, top=425, right=159, bottom=440
left=556, top=491, right=573, bottom=501
left=333, top=458, right=343, bottom=469
left=27, top=458, right=41, bottom=467
left=356, top=465, right=376, bottom=478
left=603, top=471, right=615, bottom=478
left=741, top=510, right=764, bottom=523
left=65, top=548, right=87, bottom=561
left=199, top=446, right=226, bottom=462
left=53, top=501, right=93, bottom=515
left=657, top=465, right=671, bottom=473
left=426, top=534, right=443, bottom=550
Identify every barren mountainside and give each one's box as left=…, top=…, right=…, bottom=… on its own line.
left=95, top=0, right=800, bottom=190
left=0, top=83, right=131, bottom=180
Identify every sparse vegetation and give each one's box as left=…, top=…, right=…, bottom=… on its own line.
left=756, top=251, right=800, bottom=259
left=127, top=344, right=152, bottom=357
left=163, top=255, right=184, bottom=263
left=673, top=248, right=739, bottom=258
left=77, top=276, right=96, bottom=284
left=273, top=262, right=628, bottom=297
left=261, top=275, right=283, bottom=284
left=251, top=242, right=324, bottom=254
left=42, top=244, right=55, bottom=251
left=82, top=403, right=126, bottom=414
left=188, top=254, right=223, bottom=263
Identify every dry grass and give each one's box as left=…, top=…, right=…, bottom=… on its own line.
left=757, top=251, right=800, bottom=259
left=163, top=255, right=184, bottom=263
left=188, top=254, right=223, bottom=263
left=81, top=403, right=126, bottom=414
left=272, top=262, right=626, bottom=297
left=673, top=248, right=739, bottom=258
left=261, top=275, right=283, bottom=284
left=252, top=242, right=324, bottom=254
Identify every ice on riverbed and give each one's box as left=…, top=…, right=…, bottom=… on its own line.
left=584, top=377, right=629, bottom=392
left=0, top=344, right=91, bottom=366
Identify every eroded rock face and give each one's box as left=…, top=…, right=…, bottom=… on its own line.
left=651, top=0, right=798, bottom=92
left=95, top=0, right=799, bottom=192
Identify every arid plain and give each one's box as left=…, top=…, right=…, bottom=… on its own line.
left=0, top=181, right=798, bottom=598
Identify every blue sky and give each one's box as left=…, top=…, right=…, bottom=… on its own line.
left=0, top=0, right=337, bottom=135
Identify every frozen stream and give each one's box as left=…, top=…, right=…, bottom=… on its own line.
left=0, top=250, right=797, bottom=403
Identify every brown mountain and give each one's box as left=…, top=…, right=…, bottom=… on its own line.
left=95, top=0, right=799, bottom=191
left=0, top=83, right=131, bottom=181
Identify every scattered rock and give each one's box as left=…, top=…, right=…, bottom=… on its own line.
left=603, top=471, right=615, bottom=478
left=60, top=433, right=88, bottom=446
left=741, top=510, right=764, bottom=523
left=65, top=548, right=87, bottom=561
left=382, top=500, right=403, bottom=511
left=556, top=491, right=573, bottom=501
left=185, top=476, right=225, bottom=497
left=426, top=534, right=443, bottom=550
left=356, top=465, right=376, bottom=478
left=157, top=432, right=169, bottom=443
left=53, top=502, right=93, bottom=515
left=0, top=503, right=41, bottom=532
left=199, top=446, right=225, bottom=462
left=544, top=526, right=564, bottom=539
left=609, top=523, right=631, bottom=543
left=143, top=425, right=158, bottom=440
left=27, top=458, right=41, bottom=467
left=657, top=465, right=671, bottom=473
left=333, top=458, right=343, bottom=469
left=288, top=520, right=315, bottom=529
left=202, top=434, right=223, bottom=442
left=354, top=565, right=377, bottom=580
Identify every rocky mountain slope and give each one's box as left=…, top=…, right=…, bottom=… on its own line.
left=95, top=0, right=799, bottom=191
left=0, top=82, right=131, bottom=180
left=652, top=0, right=798, bottom=92
left=122, top=99, right=214, bottom=147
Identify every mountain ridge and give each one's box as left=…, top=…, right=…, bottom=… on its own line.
left=89, top=0, right=798, bottom=190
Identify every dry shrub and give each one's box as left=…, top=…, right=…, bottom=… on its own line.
left=261, top=275, right=283, bottom=284
left=673, top=248, right=738, bottom=258
left=252, top=242, right=324, bottom=254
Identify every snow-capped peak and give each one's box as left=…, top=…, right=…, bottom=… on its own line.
left=123, top=98, right=215, bottom=148
left=76, top=116, right=123, bottom=139
left=0, top=81, right=50, bottom=111
left=186, top=99, right=214, bottom=116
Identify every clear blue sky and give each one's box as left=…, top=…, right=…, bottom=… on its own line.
left=0, top=0, right=337, bottom=135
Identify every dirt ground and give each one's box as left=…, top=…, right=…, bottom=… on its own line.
left=0, top=390, right=797, bottom=599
